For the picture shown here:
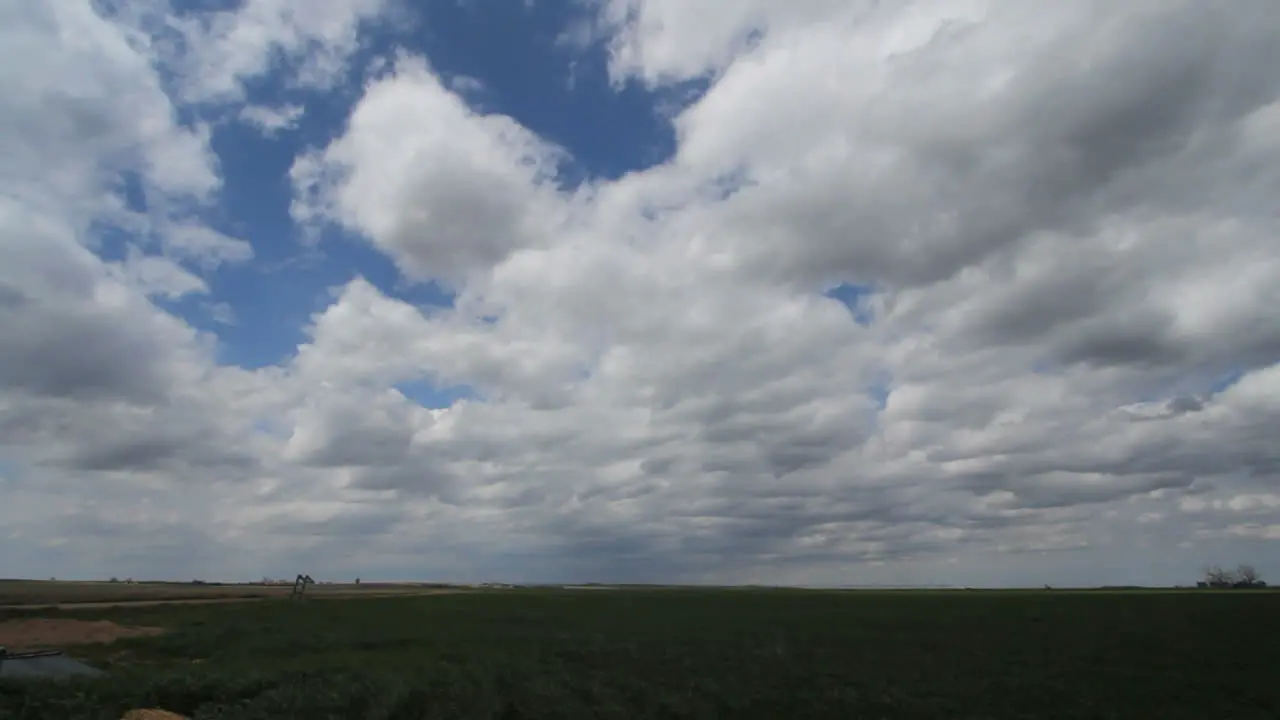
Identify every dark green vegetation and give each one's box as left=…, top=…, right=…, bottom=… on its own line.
left=2, top=589, right=1278, bottom=719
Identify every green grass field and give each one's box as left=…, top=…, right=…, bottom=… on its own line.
left=2, top=589, right=1277, bottom=719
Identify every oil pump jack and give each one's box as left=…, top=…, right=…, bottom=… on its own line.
left=289, top=573, right=315, bottom=600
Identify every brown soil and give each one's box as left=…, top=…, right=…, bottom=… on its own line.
left=0, top=618, right=165, bottom=651
left=121, top=711, right=188, bottom=720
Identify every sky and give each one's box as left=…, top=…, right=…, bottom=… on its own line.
left=2, top=0, right=1279, bottom=588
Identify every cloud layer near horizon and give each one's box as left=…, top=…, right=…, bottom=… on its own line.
left=2, top=0, right=1279, bottom=586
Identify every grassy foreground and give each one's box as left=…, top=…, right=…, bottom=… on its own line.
left=2, top=589, right=1277, bottom=719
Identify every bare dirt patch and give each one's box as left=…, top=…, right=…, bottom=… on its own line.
left=121, top=711, right=187, bottom=720
left=0, top=618, right=164, bottom=651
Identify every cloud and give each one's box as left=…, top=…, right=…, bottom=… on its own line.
left=239, top=103, right=306, bottom=136
left=0, top=1, right=284, bottom=579
left=671, top=0, right=1280, bottom=292
left=291, top=56, right=574, bottom=286
left=160, top=222, right=255, bottom=269
left=3, top=0, right=1279, bottom=586
left=0, top=203, right=188, bottom=405
left=142, top=0, right=396, bottom=104
left=593, top=0, right=859, bottom=87
left=1, top=0, right=219, bottom=215
left=206, top=301, right=237, bottom=325
left=108, top=245, right=210, bottom=299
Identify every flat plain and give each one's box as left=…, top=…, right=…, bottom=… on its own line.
left=0, top=580, right=462, bottom=608
left=1, top=588, right=1277, bottom=719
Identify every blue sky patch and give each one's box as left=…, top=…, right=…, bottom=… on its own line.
left=0, top=459, right=20, bottom=481
left=145, top=0, right=697, bottom=373
left=1208, top=370, right=1245, bottom=395
left=867, top=374, right=892, bottom=410
left=413, top=0, right=681, bottom=182
left=823, top=283, right=876, bottom=326
left=395, top=379, right=479, bottom=409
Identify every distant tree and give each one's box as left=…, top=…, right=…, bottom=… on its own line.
left=1236, top=565, right=1259, bottom=585
left=1203, top=566, right=1237, bottom=588
left=109, top=577, right=119, bottom=583
left=1233, top=565, right=1266, bottom=589
left=1200, top=565, right=1265, bottom=589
